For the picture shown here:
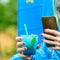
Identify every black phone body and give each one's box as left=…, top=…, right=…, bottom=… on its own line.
left=42, top=16, right=58, bottom=47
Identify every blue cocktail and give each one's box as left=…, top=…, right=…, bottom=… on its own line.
left=21, top=34, right=38, bottom=55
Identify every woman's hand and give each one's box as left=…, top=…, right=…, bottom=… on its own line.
left=16, top=37, right=31, bottom=60
left=40, top=29, right=60, bottom=50
left=16, top=37, right=40, bottom=60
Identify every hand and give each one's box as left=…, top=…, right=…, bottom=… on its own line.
left=40, top=29, right=60, bottom=50
left=16, top=37, right=40, bottom=60
left=16, top=37, right=31, bottom=60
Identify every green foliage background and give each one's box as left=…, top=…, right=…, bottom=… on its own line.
left=0, top=0, right=17, bottom=31
left=0, top=0, right=17, bottom=60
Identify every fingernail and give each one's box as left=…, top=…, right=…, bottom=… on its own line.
left=22, top=42, right=25, bottom=45
left=24, top=48, right=27, bottom=50
left=40, top=34, right=43, bottom=36
left=19, top=38, right=22, bottom=40
left=44, top=29, right=46, bottom=32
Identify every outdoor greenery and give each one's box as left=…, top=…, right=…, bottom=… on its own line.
left=0, top=0, right=17, bottom=60
left=0, top=0, right=17, bottom=31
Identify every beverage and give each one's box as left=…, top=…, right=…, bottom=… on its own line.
left=21, top=34, right=38, bottom=55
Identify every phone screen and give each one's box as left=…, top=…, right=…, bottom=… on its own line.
left=42, top=16, right=58, bottom=47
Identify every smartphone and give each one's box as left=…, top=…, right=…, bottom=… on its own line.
left=42, top=16, right=58, bottom=47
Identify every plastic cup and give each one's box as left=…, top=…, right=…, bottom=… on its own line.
left=21, top=34, right=38, bottom=55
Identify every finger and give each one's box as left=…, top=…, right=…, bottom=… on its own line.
left=16, top=37, right=22, bottom=42
left=19, top=54, right=32, bottom=60
left=19, top=54, right=26, bottom=58
left=49, top=46, right=60, bottom=50
left=40, top=34, right=60, bottom=42
left=36, top=44, right=40, bottom=49
left=17, top=47, right=27, bottom=53
left=16, top=42, right=25, bottom=48
left=44, top=29, right=60, bottom=36
left=43, top=39, right=60, bottom=46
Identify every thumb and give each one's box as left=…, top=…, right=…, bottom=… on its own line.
left=36, top=44, right=40, bottom=49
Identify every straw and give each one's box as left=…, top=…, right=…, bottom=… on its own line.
left=24, top=24, right=28, bottom=35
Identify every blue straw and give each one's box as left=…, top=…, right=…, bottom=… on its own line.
left=24, top=24, right=28, bottom=35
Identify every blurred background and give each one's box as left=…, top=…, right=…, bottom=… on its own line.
left=0, top=0, right=60, bottom=60
left=0, top=0, right=17, bottom=60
